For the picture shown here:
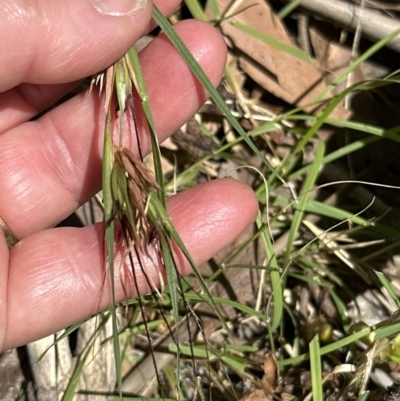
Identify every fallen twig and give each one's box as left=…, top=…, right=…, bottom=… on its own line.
left=289, top=0, right=400, bottom=53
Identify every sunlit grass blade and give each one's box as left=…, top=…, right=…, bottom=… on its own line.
left=251, top=95, right=400, bottom=200
left=169, top=343, right=254, bottom=373
left=255, top=213, right=282, bottom=331
left=184, top=0, right=207, bottom=20
left=159, top=232, right=182, bottom=388
left=152, top=5, right=285, bottom=184
left=207, top=0, right=221, bottom=21
left=314, top=29, right=400, bottom=102
left=277, top=0, right=304, bottom=19
left=293, top=95, right=348, bottom=155
left=294, top=76, right=400, bottom=154
left=148, top=194, right=231, bottom=334
left=61, top=350, right=91, bottom=401
left=375, top=271, right=400, bottom=308
left=292, top=137, right=380, bottom=181
left=283, top=140, right=325, bottom=269
left=285, top=114, right=400, bottom=140
left=283, top=117, right=400, bottom=189
left=61, top=314, right=111, bottom=401
left=230, top=21, right=313, bottom=64
left=309, top=335, right=323, bottom=401
left=272, top=193, right=400, bottom=242
left=280, top=326, right=372, bottom=366
left=36, top=322, right=85, bottom=362
left=373, top=323, right=400, bottom=341
left=112, top=397, right=176, bottom=401
left=269, top=271, right=282, bottom=331
left=357, top=392, right=370, bottom=401
left=183, top=293, right=267, bottom=321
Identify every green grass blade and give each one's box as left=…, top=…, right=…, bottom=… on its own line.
left=61, top=315, right=111, bottom=401
left=148, top=195, right=232, bottom=334
left=184, top=0, right=206, bottom=20
left=152, top=5, right=284, bottom=184
left=273, top=196, right=400, bottom=243
left=279, top=326, right=371, bottom=366
left=269, top=270, right=283, bottom=330
left=112, top=395, right=176, bottom=401
left=207, top=0, right=221, bottom=20
left=293, top=97, right=344, bottom=155
left=159, top=233, right=182, bottom=390
left=256, top=213, right=282, bottom=330
left=61, top=351, right=91, bottom=401
left=309, top=335, right=323, bottom=401
left=327, top=288, right=352, bottom=332
left=285, top=114, right=400, bottom=139
left=184, top=293, right=267, bottom=321
left=373, top=323, right=400, bottom=341
left=36, top=322, right=85, bottom=362
left=103, top=108, right=123, bottom=396
left=169, top=343, right=252, bottom=373
left=294, top=77, right=400, bottom=154
left=230, top=21, right=313, bottom=64
left=289, top=136, right=379, bottom=182
left=164, top=363, right=184, bottom=400
left=277, top=0, right=304, bottom=19
left=314, top=29, right=400, bottom=102
left=283, top=140, right=325, bottom=269
left=357, top=392, right=370, bottom=401
left=375, top=271, right=400, bottom=308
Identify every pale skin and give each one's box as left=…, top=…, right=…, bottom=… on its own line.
left=0, top=0, right=258, bottom=352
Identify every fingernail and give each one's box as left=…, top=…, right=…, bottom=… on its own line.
left=91, top=0, right=147, bottom=16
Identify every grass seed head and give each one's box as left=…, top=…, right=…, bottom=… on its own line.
left=114, top=147, right=160, bottom=247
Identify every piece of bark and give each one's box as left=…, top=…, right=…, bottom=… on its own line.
left=27, top=334, right=73, bottom=401
left=0, top=349, right=24, bottom=401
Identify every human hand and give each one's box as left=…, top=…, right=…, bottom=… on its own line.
left=0, top=0, right=258, bottom=352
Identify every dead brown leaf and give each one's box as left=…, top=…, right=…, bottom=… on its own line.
left=309, top=24, right=365, bottom=95
left=239, top=388, right=272, bottom=401
left=216, top=0, right=321, bottom=106
left=261, top=353, right=279, bottom=394
left=210, top=0, right=349, bottom=118
left=239, top=353, right=295, bottom=401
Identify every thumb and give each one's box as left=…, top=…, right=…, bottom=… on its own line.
left=0, top=0, right=152, bottom=91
